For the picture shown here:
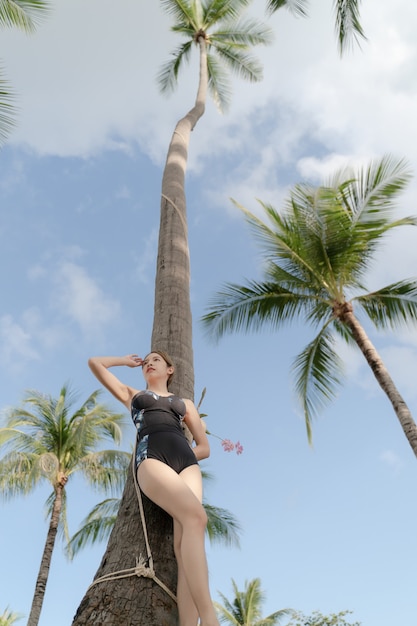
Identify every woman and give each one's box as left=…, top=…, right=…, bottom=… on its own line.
left=88, top=351, right=220, bottom=626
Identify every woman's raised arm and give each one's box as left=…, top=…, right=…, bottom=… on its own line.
left=88, top=354, right=143, bottom=409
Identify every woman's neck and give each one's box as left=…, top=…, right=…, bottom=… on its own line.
left=146, top=383, right=170, bottom=396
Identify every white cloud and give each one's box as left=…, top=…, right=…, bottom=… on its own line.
left=0, top=314, right=40, bottom=370
left=53, top=262, right=121, bottom=334
left=3, top=0, right=417, bottom=202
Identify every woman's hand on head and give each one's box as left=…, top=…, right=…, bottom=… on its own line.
left=125, top=354, right=143, bottom=368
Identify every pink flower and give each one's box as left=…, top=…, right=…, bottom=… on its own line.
left=235, top=441, right=243, bottom=455
left=221, top=439, right=235, bottom=452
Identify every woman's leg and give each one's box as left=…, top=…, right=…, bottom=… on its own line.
left=174, top=465, right=204, bottom=626
left=138, top=459, right=219, bottom=626
left=174, top=519, right=199, bottom=626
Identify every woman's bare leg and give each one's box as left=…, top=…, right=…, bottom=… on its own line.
left=174, top=519, right=199, bottom=626
left=138, top=459, right=219, bottom=626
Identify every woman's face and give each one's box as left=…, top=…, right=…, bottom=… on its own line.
left=142, top=352, right=173, bottom=383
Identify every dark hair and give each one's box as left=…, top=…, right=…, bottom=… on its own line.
left=142, top=350, right=175, bottom=387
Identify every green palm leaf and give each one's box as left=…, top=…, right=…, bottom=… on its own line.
left=158, top=41, right=194, bottom=93
left=66, top=497, right=121, bottom=559
left=0, top=0, right=49, bottom=32
left=334, top=0, right=367, bottom=54
left=0, top=68, right=15, bottom=145
left=292, top=327, right=344, bottom=441
left=203, top=279, right=305, bottom=339
left=355, top=280, right=417, bottom=329
left=215, top=577, right=291, bottom=625
left=266, top=0, right=308, bottom=18
left=206, top=51, right=233, bottom=110
left=204, top=503, right=241, bottom=547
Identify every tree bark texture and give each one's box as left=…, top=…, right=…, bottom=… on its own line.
left=27, top=484, right=63, bottom=626
left=340, top=303, right=417, bottom=458
left=151, top=37, right=207, bottom=399
left=72, top=38, right=208, bottom=626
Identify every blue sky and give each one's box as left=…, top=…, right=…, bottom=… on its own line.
left=1, top=0, right=417, bottom=624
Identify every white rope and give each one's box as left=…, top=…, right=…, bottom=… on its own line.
left=87, top=455, right=177, bottom=603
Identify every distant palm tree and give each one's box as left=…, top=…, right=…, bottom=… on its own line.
left=0, top=385, right=129, bottom=626
left=0, top=0, right=49, bottom=144
left=67, top=470, right=241, bottom=557
left=203, top=155, right=417, bottom=457
left=215, top=577, right=292, bottom=625
left=266, top=0, right=366, bottom=54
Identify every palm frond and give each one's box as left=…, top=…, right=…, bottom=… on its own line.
left=266, top=0, right=308, bottom=18
left=211, top=17, right=274, bottom=48
left=0, top=451, right=39, bottom=497
left=334, top=0, right=366, bottom=54
left=204, top=503, right=241, bottom=547
left=203, top=0, right=251, bottom=25
left=0, top=605, right=24, bottom=625
left=206, top=51, right=232, bottom=111
left=355, top=280, right=417, bottom=330
left=292, top=326, right=344, bottom=442
left=0, top=66, right=15, bottom=145
left=258, top=607, right=294, bottom=625
left=77, top=450, right=131, bottom=493
left=338, top=155, right=412, bottom=223
left=157, top=41, right=194, bottom=94
left=66, top=497, right=121, bottom=559
left=213, top=44, right=264, bottom=83
left=238, top=200, right=338, bottom=294
left=0, top=0, right=49, bottom=32
left=160, top=0, right=197, bottom=28
left=203, top=279, right=311, bottom=341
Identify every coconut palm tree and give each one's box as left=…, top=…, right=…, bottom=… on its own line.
left=0, top=0, right=49, bottom=145
left=203, top=155, right=417, bottom=457
left=72, top=2, right=274, bottom=624
left=215, top=577, right=291, bottom=625
left=67, top=470, right=241, bottom=557
left=152, top=0, right=273, bottom=402
left=266, top=0, right=366, bottom=55
left=0, top=385, right=128, bottom=626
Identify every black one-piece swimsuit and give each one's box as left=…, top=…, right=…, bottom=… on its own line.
left=131, top=390, right=198, bottom=474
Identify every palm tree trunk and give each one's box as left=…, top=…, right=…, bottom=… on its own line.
left=340, top=303, right=417, bottom=458
left=27, top=484, right=64, bottom=626
left=151, top=35, right=207, bottom=397
left=72, top=37, right=208, bottom=626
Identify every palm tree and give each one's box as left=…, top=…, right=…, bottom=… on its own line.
left=0, top=385, right=128, bottom=626
left=0, top=0, right=49, bottom=145
left=215, top=577, right=291, bottom=625
left=72, top=2, right=273, bottom=624
left=152, top=0, right=273, bottom=400
left=266, top=0, right=366, bottom=55
left=67, top=470, right=241, bottom=557
left=203, top=155, right=417, bottom=457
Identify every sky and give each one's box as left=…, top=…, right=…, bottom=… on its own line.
left=1, top=0, right=417, bottom=624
